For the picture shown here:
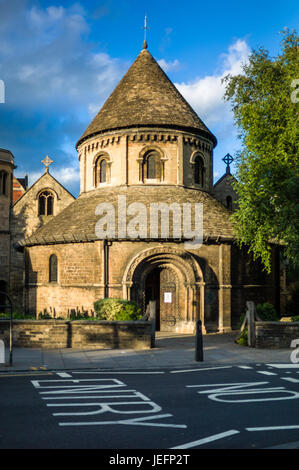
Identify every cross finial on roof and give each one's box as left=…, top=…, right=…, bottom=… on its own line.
left=41, top=155, right=53, bottom=173
left=222, top=153, right=234, bottom=174
left=143, top=15, right=148, bottom=49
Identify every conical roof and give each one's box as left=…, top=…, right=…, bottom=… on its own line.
left=77, top=49, right=217, bottom=147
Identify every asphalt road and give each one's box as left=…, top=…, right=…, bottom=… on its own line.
left=0, top=363, right=299, bottom=451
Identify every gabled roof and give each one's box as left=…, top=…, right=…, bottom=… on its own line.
left=213, top=171, right=237, bottom=188
left=13, top=170, right=75, bottom=207
left=77, top=49, right=217, bottom=148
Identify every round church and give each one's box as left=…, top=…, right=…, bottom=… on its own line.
left=20, top=45, right=279, bottom=333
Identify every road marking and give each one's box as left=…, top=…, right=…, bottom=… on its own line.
left=187, top=381, right=299, bottom=403
left=56, top=372, right=72, bottom=378
left=171, top=430, right=240, bottom=449
left=31, top=376, right=186, bottom=429
left=246, top=425, right=299, bottom=432
left=170, top=366, right=232, bottom=374
left=59, top=413, right=187, bottom=428
left=266, top=364, right=299, bottom=369
left=71, top=371, right=165, bottom=375
left=281, top=377, right=299, bottom=383
left=257, top=371, right=277, bottom=376
left=237, top=366, right=253, bottom=369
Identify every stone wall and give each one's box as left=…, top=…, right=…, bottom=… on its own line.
left=10, top=171, right=75, bottom=310
left=255, top=321, right=299, bottom=348
left=0, top=320, right=151, bottom=349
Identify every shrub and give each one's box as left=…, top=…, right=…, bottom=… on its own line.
left=236, top=328, right=248, bottom=346
left=291, top=315, right=299, bottom=322
left=256, top=302, right=279, bottom=321
left=93, top=298, right=142, bottom=321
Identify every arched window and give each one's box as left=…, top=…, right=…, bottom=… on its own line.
left=94, top=155, right=110, bottom=186
left=194, top=156, right=205, bottom=186
left=39, top=190, right=54, bottom=216
left=143, top=151, right=161, bottom=181
left=49, top=254, right=58, bottom=283
left=99, top=159, right=107, bottom=183
left=226, top=195, right=233, bottom=211
left=0, top=170, right=8, bottom=195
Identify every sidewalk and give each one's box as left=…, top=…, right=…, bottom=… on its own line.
left=0, top=331, right=292, bottom=372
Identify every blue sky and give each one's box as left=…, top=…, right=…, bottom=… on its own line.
left=0, top=0, right=298, bottom=197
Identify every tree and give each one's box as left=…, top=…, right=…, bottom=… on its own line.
left=223, top=29, right=299, bottom=273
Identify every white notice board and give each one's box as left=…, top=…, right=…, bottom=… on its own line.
left=164, top=292, right=172, bottom=303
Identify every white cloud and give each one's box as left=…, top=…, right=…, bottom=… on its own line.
left=52, top=165, right=80, bottom=185
left=158, top=58, right=180, bottom=72
left=175, top=39, right=250, bottom=126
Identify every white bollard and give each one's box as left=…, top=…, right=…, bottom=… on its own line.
left=0, top=339, right=5, bottom=363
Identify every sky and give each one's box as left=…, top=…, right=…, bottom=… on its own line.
left=0, top=0, right=298, bottom=197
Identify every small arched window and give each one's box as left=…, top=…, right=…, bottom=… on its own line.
left=94, top=156, right=110, bottom=186
left=144, top=151, right=161, bottom=181
left=39, top=190, right=54, bottom=216
left=194, top=156, right=205, bottom=186
left=49, top=254, right=58, bottom=283
left=226, top=195, right=233, bottom=211
left=99, top=159, right=107, bottom=183
left=0, top=170, right=8, bottom=195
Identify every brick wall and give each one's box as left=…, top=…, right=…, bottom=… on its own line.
left=0, top=320, right=151, bottom=349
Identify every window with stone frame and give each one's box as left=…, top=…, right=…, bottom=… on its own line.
left=49, top=254, right=58, bottom=283
left=38, top=190, right=54, bottom=216
left=143, top=151, right=161, bottom=181
left=94, top=155, right=110, bottom=186
left=0, top=170, right=8, bottom=195
left=193, top=155, right=205, bottom=187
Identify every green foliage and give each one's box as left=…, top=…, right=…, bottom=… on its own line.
left=223, top=29, right=299, bottom=272
left=236, top=328, right=248, bottom=346
left=0, top=312, right=36, bottom=320
left=93, top=298, right=142, bottom=321
left=291, top=315, right=299, bottom=322
left=256, top=302, right=279, bottom=321
left=38, top=312, right=52, bottom=320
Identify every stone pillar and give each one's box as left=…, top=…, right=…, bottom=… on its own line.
left=218, top=243, right=232, bottom=333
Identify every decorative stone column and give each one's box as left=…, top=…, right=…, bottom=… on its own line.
left=218, top=243, right=232, bottom=332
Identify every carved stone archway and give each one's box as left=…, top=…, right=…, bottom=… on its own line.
left=122, top=245, right=205, bottom=333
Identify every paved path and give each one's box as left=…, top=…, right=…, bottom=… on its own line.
left=0, top=331, right=292, bottom=371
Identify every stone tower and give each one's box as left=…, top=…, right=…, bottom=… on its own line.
left=76, top=48, right=216, bottom=194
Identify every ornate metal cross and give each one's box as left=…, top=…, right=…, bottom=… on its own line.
left=222, top=153, right=234, bottom=173
left=41, top=155, right=53, bottom=173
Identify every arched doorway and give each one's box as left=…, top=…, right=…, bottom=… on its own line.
left=122, top=246, right=205, bottom=333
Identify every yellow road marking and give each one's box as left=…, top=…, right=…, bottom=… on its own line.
left=0, top=372, right=53, bottom=377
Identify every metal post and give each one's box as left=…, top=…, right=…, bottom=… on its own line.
left=195, top=319, right=204, bottom=362
left=149, top=300, right=156, bottom=348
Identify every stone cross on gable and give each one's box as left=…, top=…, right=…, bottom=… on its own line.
left=222, top=153, right=234, bottom=174
left=41, top=155, right=53, bottom=173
